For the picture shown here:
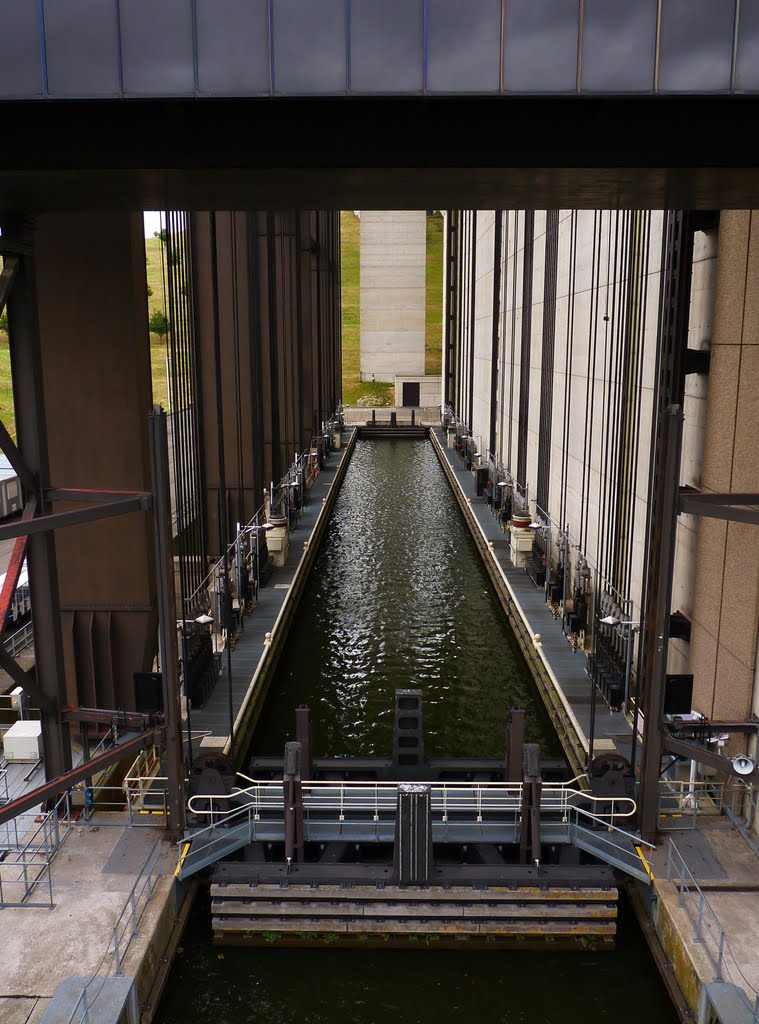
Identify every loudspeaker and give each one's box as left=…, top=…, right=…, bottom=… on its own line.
left=732, top=754, right=755, bottom=777
left=134, top=672, right=163, bottom=714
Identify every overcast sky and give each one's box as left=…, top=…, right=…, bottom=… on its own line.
left=143, top=211, right=162, bottom=237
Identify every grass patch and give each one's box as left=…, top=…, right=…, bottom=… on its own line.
left=0, top=330, right=14, bottom=440
left=340, top=211, right=443, bottom=407
left=145, top=234, right=171, bottom=410
left=340, top=211, right=393, bottom=407
left=425, top=212, right=444, bottom=376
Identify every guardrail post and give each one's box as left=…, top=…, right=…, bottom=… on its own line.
left=130, top=893, right=138, bottom=937
left=113, top=925, right=122, bottom=976
left=82, top=988, right=90, bottom=1024
left=679, top=857, right=685, bottom=907
left=695, top=894, right=704, bottom=943
left=717, top=931, right=725, bottom=982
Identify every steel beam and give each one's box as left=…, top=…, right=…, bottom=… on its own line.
left=679, top=489, right=759, bottom=524
left=45, top=488, right=150, bottom=504
left=149, top=407, right=185, bottom=836
left=0, top=648, right=55, bottom=715
left=0, top=417, right=36, bottom=494
left=0, top=494, right=150, bottom=542
left=0, top=255, right=19, bottom=316
left=0, top=726, right=162, bottom=828
left=664, top=734, right=759, bottom=783
left=638, top=211, right=695, bottom=840
left=0, top=499, right=35, bottom=625
left=60, top=705, right=156, bottom=728
left=4, top=215, right=71, bottom=780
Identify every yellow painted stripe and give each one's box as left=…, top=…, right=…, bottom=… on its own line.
left=635, top=845, right=655, bottom=882
left=174, top=842, right=191, bottom=878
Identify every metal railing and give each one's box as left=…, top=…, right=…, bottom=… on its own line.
left=112, top=837, right=162, bottom=976
left=658, top=778, right=757, bottom=831
left=188, top=776, right=638, bottom=829
left=177, top=774, right=651, bottom=880
left=0, top=791, right=74, bottom=908
left=0, top=691, right=40, bottom=720
left=4, top=620, right=34, bottom=657
left=178, top=777, right=649, bottom=880
left=64, top=986, right=93, bottom=1024
left=666, top=837, right=726, bottom=981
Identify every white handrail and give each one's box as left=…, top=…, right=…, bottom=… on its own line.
left=187, top=778, right=637, bottom=825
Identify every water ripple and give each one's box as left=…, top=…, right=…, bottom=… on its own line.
left=251, top=439, right=561, bottom=760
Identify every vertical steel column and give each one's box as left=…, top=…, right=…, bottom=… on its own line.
left=519, top=743, right=542, bottom=865
left=443, top=211, right=458, bottom=409
left=394, top=784, right=433, bottom=885
left=637, top=211, right=694, bottom=841
left=4, top=216, right=70, bottom=779
left=489, top=211, right=503, bottom=456
left=283, top=740, right=304, bottom=863
left=148, top=407, right=185, bottom=836
left=467, top=211, right=478, bottom=431
left=295, top=705, right=313, bottom=780
left=504, top=706, right=525, bottom=782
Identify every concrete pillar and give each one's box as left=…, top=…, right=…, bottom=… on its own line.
left=193, top=211, right=260, bottom=553
left=393, top=783, right=433, bottom=885
left=360, top=211, right=426, bottom=383
left=689, top=211, right=759, bottom=724
left=32, top=212, right=157, bottom=713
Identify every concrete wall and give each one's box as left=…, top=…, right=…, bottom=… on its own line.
left=393, top=376, right=442, bottom=407
left=449, top=208, right=724, bottom=712
left=689, top=212, right=759, bottom=725
left=360, top=210, right=426, bottom=382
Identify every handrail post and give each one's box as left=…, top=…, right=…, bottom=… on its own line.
left=130, top=892, right=138, bottom=937
left=695, top=894, right=704, bottom=943
left=679, top=856, right=685, bottom=906
left=113, top=925, right=122, bottom=976
left=717, top=930, right=725, bottom=982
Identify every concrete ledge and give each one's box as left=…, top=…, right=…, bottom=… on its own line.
left=229, top=428, right=358, bottom=764
left=429, top=429, right=588, bottom=777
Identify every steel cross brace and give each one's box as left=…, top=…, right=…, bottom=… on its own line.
left=679, top=489, right=759, bottom=525
left=0, top=492, right=152, bottom=542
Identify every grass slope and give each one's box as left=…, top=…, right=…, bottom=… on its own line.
left=145, top=234, right=170, bottom=410
left=425, top=212, right=444, bottom=376
left=340, top=210, right=444, bottom=406
left=0, top=238, right=170, bottom=440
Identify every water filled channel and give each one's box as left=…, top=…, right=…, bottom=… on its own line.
left=156, top=438, right=676, bottom=1024
left=252, top=437, right=560, bottom=759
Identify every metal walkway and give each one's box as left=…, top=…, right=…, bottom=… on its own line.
left=189, top=435, right=354, bottom=757
left=432, top=428, right=634, bottom=764
left=177, top=777, right=652, bottom=883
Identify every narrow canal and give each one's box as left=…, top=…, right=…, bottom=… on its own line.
left=253, top=437, right=560, bottom=759
left=156, top=437, right=676, bottom=1024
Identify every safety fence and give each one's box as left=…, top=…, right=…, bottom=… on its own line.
left=658, top=778, right=757, bottom=832
left=0, top=790, right=73, bottom=908
left=666, top=837, right=726, bottom=981
left=178, top=775, right=652, bottom=880
left=4, top=619, right=34, bottom=657
left=112, top=837, right=163, bottom=976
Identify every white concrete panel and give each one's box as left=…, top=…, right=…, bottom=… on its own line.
left=360, top=210, right=426, bottom=381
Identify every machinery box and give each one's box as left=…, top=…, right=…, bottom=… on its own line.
left=3, top=719, right=43, bottom=762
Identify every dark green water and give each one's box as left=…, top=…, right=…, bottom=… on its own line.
left=155, top=438, right=676, bottom=1024
left=252, top=438, right=560, bottom=759
left=157, top=889, right=676, bottom=1024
